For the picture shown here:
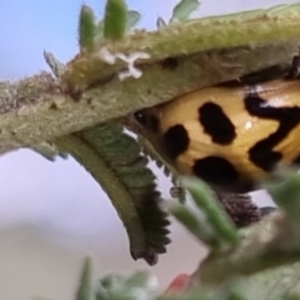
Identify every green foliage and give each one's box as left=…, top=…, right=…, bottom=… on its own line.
left=34, top=1, right=300, bottom=298
left=43, top=50, right=65, bottom=78
left=156, top=17, right=167, bottom=30
left=55, top=122, right=170, bottom=266
left=170, top=178, right=240, bottom=247
left=72, top=170, right=300, bottom=300
left=170, top=0, right=201, bottom=23
left=104, top=0, right=128, bottom=40
left=126, top=11, right=141, bottom=32
left=157, top=0, right=200, bottom=28
left=96, top=10, right=140, bottom=42
left=76, top=257, right=95, bottom=300
left=171, top=200, right=220, bottom=247
left=62, top=1, right=300, bottom=100
left=181, top=177, right=239, bottom=245
left=266, top=168, right=300, bottom=219
left=78, top=2, right=140, bottom=46
left=79, top=5, right=97, bottom=51
left=96, top=271, right=157, bottom=300
left=95, top=20, right=105, bottom=42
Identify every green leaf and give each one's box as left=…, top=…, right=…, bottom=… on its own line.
left=265, top=168, right=300, bottom=220
left=98, top=272, right=157, bottom=300
left=126, top=10, right=141, bottom=32
left=181, top=177, right=239, bottom=245
left=170, top=202, right=220, bottom=247
left=95, top=10, right=139, bottom=43
left=43, top=50, right=65, bottom=78
left=104, top=0, right=127, bottom=40
left=156, top=17, right=167, bottom=30
left=54, top=122, right=170, bottom=265
left=170, top=0, right=201, bottom=23
left=78, top=5, right=97, bottom=51
left=231, top=263, right=300, bottom=300
left=76, top=257, right=95, bottom=300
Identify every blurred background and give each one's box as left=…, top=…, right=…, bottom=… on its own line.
left=0, top=0, right=297, bottom=299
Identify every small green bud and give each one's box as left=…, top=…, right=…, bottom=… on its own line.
left=78, top=5, right=97, bottom=51
left=104, top=0, right=127, bottom=40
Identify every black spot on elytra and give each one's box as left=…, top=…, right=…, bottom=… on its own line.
left=163, top=125, right=189, bottom=160
left=134, top=111, right=160, bottom=133
left=245, top=93, right=300, bottom=171
left=193, top=156, right=239, bottom=185
left=199, top=102, right=236, bottom=144
left=161, top=57, right=179, bottom=70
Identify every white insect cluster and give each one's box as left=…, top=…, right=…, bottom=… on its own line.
left=98, top=47, right=151, bottom=81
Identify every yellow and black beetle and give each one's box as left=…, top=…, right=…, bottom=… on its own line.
left=134, top=59, right=300, bottom=193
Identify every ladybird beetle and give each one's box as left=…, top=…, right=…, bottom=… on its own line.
left=135, top=59, right=300, bottom=193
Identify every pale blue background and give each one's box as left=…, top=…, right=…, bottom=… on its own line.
left=0, top=1, right=297, bottom=299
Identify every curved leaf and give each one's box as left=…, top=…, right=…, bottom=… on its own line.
left=170, top=0, right=201, bottom=23
left=126, top=11, right=141, bottom=32
left=55, top=122, right=170, bottom=265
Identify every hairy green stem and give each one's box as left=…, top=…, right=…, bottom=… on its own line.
left=0, top=5, right=300, bottom=155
